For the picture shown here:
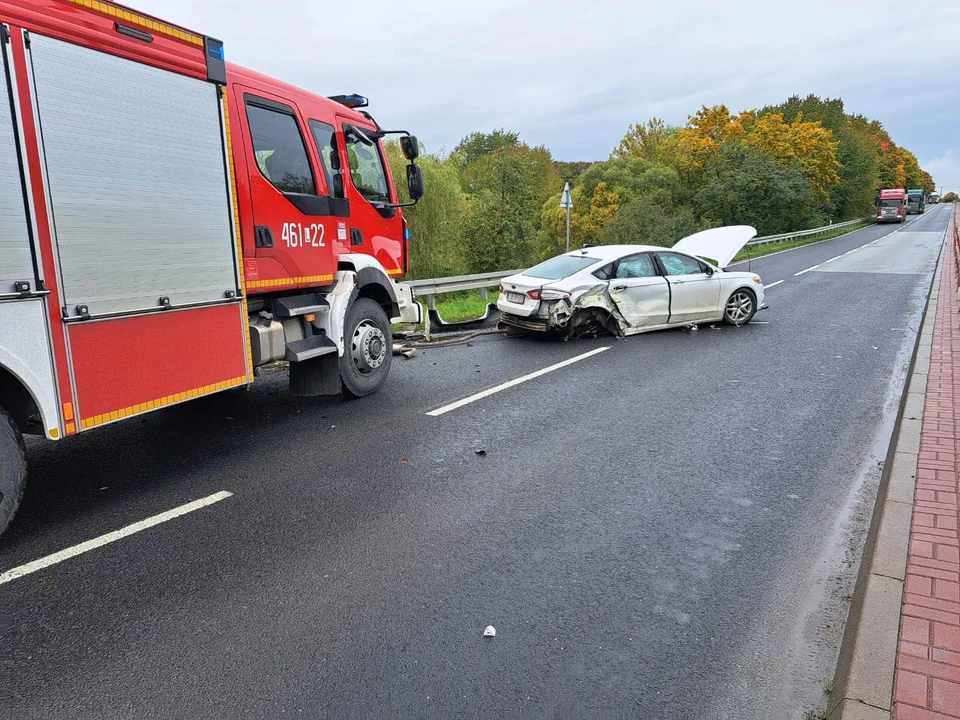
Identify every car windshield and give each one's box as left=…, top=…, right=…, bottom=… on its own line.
left=879, top=199, right=902, bottom=207
left=525, top=255, right=598, bottom=280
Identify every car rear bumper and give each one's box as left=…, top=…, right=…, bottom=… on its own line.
left=499, top=312, right=551, bottom=332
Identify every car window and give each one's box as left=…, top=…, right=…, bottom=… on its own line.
left=344, top=129, right=391, bottom=203
left=657, top=252, right=705, bottom=276
left=245, top=102, right=315, bottom=195
left=879, top=199, right=902, bottom=207
left=615, top=254, right=657, bottom=279
left=526, top=255, right=599, bottom=280
left=592, top=263, right=615, bottom=280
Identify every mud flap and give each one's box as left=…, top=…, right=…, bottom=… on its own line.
left=289, top=354, right=342, bottom=396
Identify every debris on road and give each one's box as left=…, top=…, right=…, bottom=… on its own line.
left=475, top=449, right=487, bottom=456
left=484, top=626, right=496, bottom=638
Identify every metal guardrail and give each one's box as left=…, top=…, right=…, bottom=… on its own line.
left=407, top=217, right=874, bottom=303
left=747, top=216, right=871, bottom=246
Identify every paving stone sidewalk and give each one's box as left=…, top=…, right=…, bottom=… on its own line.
left=893, top=213, right=960, bottom=720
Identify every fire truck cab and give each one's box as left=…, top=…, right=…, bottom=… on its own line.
left=0, top=0, right=423, bottom=535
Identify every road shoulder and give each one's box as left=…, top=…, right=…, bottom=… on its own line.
left=828, top=207, right=959, bottom=719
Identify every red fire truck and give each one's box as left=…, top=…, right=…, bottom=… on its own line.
left=0, top=0, right=424, bottom=534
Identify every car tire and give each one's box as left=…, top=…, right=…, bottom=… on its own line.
left=723, top=288, right=757, bottom=326
left=339, top=298, right=393, bottom=399
left=0, top=405, right=27, bottom=537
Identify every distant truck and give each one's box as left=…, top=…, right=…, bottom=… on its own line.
left=907, top=189, right=926, bottom=214
left=876, top=189, right=907, bottom=223
left=928, top=193, right=940, bottom=204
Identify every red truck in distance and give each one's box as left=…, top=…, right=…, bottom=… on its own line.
left=876, top=188, right=907, bottom=224
left=0, top=0, right=424, bottom=535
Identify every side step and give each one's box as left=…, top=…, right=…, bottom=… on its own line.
left=285, top=335, right=338, bottom=362
left=274, top=293, right=329, bottom=318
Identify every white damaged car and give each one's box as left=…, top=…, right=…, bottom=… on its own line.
left=497, top=226, right=766, bottom=338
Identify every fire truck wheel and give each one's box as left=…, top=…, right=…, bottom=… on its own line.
left=340, top=298, right=393, bottom=399
left=0, top=406, right=27, bottom=537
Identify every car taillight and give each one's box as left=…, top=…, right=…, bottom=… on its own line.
left=498, top=283, right=504, bottom=293
left=527, top=289, right=541, bottom=300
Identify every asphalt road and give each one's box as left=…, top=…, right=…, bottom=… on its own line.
left=0, top=205, right=950, bottom=719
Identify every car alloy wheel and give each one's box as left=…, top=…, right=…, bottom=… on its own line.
left=725, top=291, right=754, bottom=325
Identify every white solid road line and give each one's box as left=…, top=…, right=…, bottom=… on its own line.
left=794, top=264, right=821, bottom=276
left=765, top=280, right=785, bottom=288
left=427, top=346, right=610, bottom=417
left=0, top=490, right=233, bottom=585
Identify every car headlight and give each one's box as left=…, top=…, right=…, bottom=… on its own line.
left=752, top=276, right=762, bottom=285
left=539, top=289, right=572, bottom=300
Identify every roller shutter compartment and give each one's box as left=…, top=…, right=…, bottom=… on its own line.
left=28, top=33, right=237, bottom=317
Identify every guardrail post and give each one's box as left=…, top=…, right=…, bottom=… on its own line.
left=480, top=288, right=488, bottom=302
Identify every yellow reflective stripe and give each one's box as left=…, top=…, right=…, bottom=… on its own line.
left=246, top=274, right=335, bottom=289
left=65, top=0, right=205, bottom=46
left=78, top=376, right=248, bottom=430
left=221, top=95, right=255, bottom=382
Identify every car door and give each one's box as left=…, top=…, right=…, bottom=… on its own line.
left=607, top=253, right=670, bottom=328
left=655, top=251, right=721, bottom=324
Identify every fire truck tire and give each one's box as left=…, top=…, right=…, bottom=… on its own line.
left=339, top=298, right=393, bottom=399
left=0, top=405, right=27, bottom=537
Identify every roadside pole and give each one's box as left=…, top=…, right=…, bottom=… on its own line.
left=560, top=182, right=573, bottom=252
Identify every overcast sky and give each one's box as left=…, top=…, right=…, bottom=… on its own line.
left=139, top=0, right=960, bottom=194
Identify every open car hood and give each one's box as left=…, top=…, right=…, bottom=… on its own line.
left=671, top=225, right=757, bottom=268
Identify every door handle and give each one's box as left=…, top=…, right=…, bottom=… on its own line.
left=254, top=225, right=274, bottom=248
left=613, top=285, right=626, bottom=291
left=350, top=228, right=363, bottom=246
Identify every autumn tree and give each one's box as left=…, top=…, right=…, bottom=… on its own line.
left=611, top=118, right=676, bottom=163
left=744, top=112, right=840, bottom=205
left=764, top=96, right=877, bottom=218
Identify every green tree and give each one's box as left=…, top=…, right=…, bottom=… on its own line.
left=460, top=143, right=557, bottom=272
left=384, top=142, right=467, bottom=279
left=600, top=196, right=706, bottom=247
left=453, top=129, right=520, bottom=165
left=693, top=145, right=817, bottom=235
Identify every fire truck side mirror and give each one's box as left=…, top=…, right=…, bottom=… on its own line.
left=406, top=164, right=424, bottom=201
left=400, top=136, right=420, bottom=161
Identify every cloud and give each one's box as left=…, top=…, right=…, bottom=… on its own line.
left=922, top=150, right=960, bottom=195
left=137, top=0, right=960, bottom=185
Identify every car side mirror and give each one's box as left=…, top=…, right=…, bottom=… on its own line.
left=406, top=163, right=424, bottom=201
left=704, top=265, right=714, bottom=276
left=400, top=136, right=420, bottom=161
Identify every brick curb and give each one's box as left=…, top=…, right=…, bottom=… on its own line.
left=828, top=222, right=948, bottom=720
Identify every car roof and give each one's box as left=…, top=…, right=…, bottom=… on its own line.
left=561, top=244, right=669, bottom=263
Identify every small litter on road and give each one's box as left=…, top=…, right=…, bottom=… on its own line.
left=475, top=449, right=487, bottom=456
left=684, top=324, right=699, bottom=332
left=484, top=625, right=496, bottom=638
